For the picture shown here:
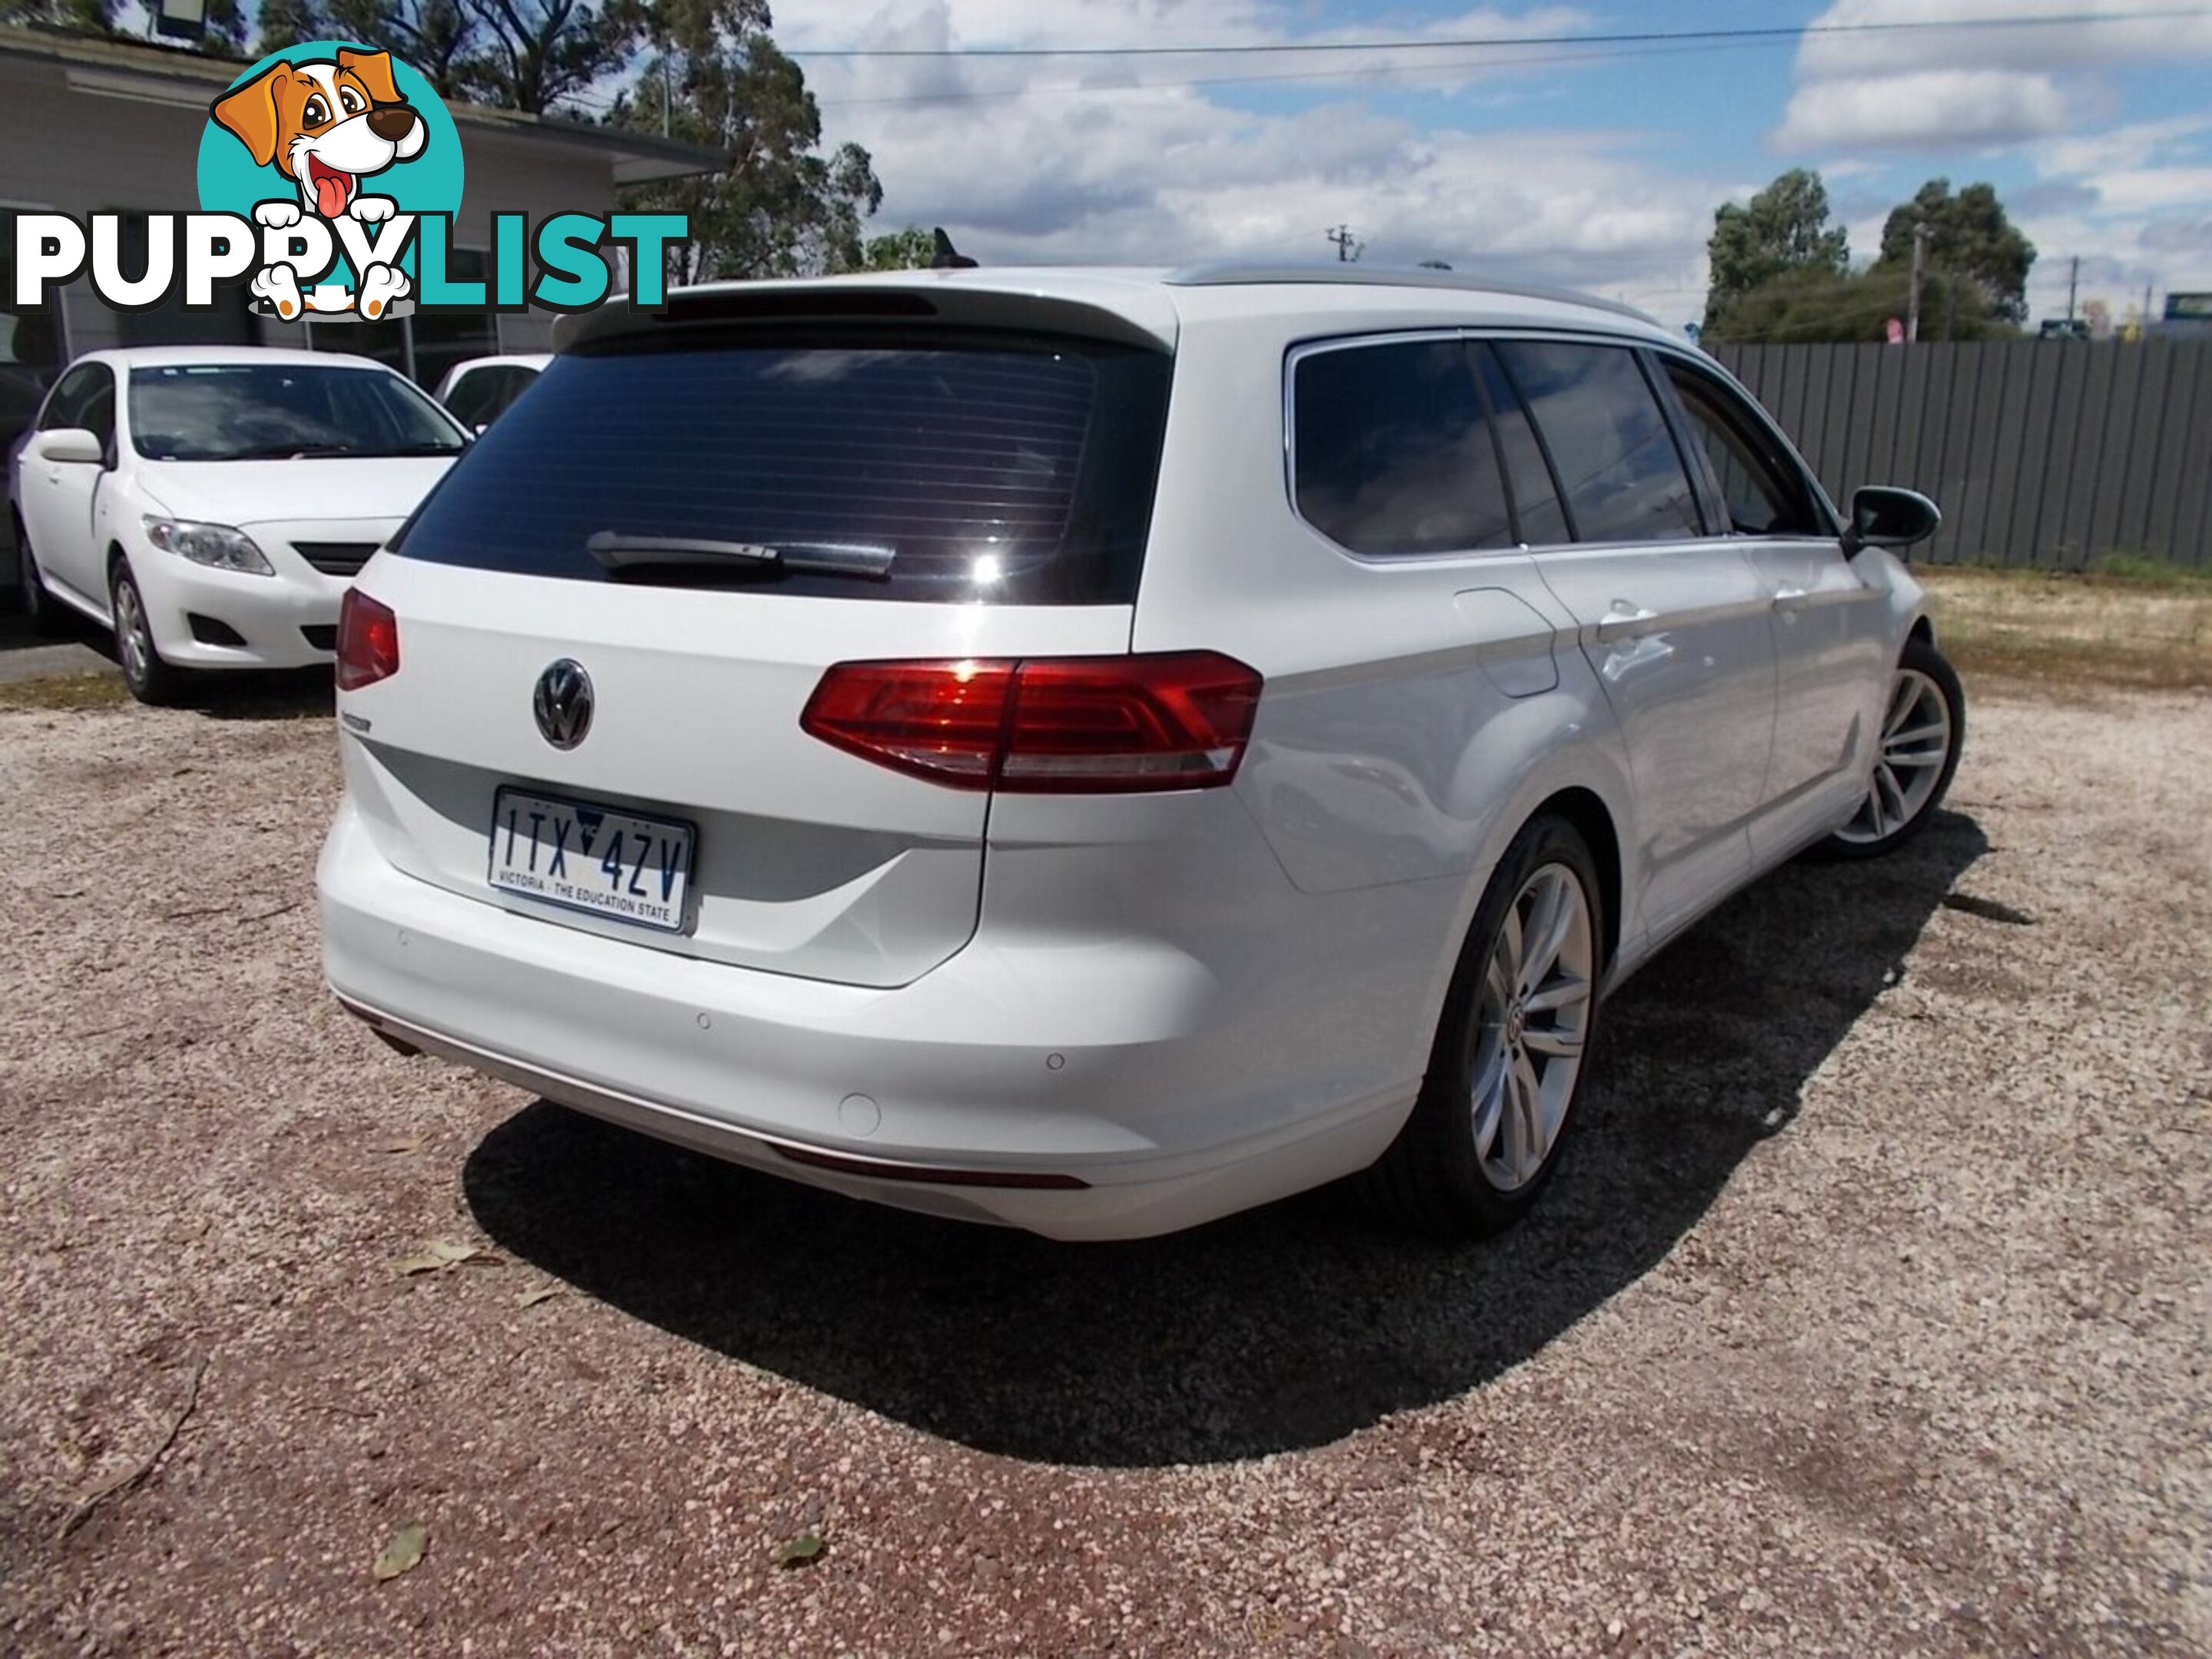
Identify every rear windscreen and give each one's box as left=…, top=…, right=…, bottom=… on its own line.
left=392, top=330, right=1173, bottom=605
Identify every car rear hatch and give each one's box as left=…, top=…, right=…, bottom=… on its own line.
left=336, top=282, right=1178, bottom=988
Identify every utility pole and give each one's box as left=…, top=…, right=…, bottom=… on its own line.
left=1907, top=220, right=1929, bottom=343
left=1326, top=224, right=1363, bottom=263
left=2065, top=256, right=2080, bottom=324
left=661, top=53, right=672, bottom=138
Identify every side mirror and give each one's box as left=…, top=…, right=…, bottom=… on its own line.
left=1843, top=485, right=1940, bottom=557
left=30, top=427, right=104, bottom=465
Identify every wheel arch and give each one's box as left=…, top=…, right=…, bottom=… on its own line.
left=1532, top=786, right=1622, bottom=972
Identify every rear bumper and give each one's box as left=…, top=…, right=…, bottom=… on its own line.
left=317, top=800, right=1409, bottom=1239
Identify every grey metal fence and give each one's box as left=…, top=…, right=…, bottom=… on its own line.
left=1710, top=339, right=2212, bottom=570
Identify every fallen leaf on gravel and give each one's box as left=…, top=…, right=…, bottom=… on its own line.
left=373, top=1523, right=427, bottom=1581
left=392, top=1240, right=495, bottom=1276
left=375, top=1134, right=427, bottom=1154
left=774, top=1532, right=826, bottom=1567
left=516, top=1286, right=562, bottom=1308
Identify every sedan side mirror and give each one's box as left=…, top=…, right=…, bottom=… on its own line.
left=1843, top=485, right=1940, bottom=557
left=30, top=427, right=104, bottom=465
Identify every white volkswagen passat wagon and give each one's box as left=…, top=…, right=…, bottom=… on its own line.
left=317, top=267, right=1965, bottom=1240
left=11, top=346, right=470, bottom=703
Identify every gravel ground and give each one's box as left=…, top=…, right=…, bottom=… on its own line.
left=1, top=679, right=2207, bottom=1657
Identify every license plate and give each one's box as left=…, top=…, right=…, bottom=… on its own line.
left=488, top=787, right=695, bottom=933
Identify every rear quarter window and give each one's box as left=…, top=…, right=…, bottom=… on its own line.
left=1292, top=337, right=1515, bottom=557
left=392, top=332, right=1173, bottom=606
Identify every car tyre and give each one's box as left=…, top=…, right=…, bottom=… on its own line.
left=110, top=557, right=181, bottom=706
left=13, top=514, right=67, bottom=637
left=1356, top=812, right=1604, bottom=1239
left=1816, top=636, right=1965, bottom=861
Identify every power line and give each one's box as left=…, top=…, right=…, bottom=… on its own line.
left=783, top=8, right=2212, bottom=60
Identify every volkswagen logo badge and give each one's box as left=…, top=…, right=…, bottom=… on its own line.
left=532, top=659, right=594, bottom=750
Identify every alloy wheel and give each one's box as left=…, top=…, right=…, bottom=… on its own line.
left=1470, top=862, right=1595, bottom=1192
left=114, top=573, right=151, bottom=688
left=1834, top=667, right=1952, bottom=846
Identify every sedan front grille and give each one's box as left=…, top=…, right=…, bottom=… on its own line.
left=293, top=541, right=382, bottom=577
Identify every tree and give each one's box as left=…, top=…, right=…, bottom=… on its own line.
left=614, top=22, right=882, bottom=283
left=462, top=0, right=646, bottom=114
left=200, top=0, right=247, bottom=52
left=0, top=0, right=118, bottom=31
left=1704, top=168, right=1849, bottom=329
left=322, top=0, right=643, bottom=111
left=256, top=0, right=325, bottom=51
left=324, top=0, right=485, bottom=99
left=1879, top=180, right=2035, bottom=324
left=855, top=226, right=938, bottom=272
left=1700, top=264, right=2012, bottom=346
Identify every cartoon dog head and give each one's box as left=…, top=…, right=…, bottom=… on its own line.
left=212, top=50, right=426, bottom=219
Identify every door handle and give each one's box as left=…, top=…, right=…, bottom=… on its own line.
left=1773, top=586, right=1814, bottom=612
left=1594, top=603, right=1659, bottom=643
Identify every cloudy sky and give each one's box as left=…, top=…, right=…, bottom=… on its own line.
left=774, top=0, right=2212, bottom=328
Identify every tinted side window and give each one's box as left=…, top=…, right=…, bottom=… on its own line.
left=79, top=374, right=115, bottom=448
left=1663, top=363, right=1821, bottom=536
left=39, top=364, right=104, bottom=432
left=445, top=364, right=535, bottom=429
left=1293, top=339, right=1513, bottom=556
left=1495, top=341, right=1701, bottom=543
left=1472, top=343, right=1568, bottom=546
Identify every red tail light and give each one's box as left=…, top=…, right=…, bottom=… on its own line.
left=802, top=652, right=1263, bottom=793
left=336, top=588, right=399, bottom=691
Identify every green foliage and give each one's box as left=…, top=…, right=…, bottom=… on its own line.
left=1879, top=180, right=2036, bottom=325
left=614, top=24, right=882, bottom=283
left=0, top=0, right=118, bottom=31
left=1702, top=262, right=2014, bottom=345
left=1704, top=169, right=1849, bottom=328
left=1, top=0, right=104, bottom=28
left=1704, top=173, right=2035, bottom=343
left=200, top=0, right=246, bottom=51
left=323, top=0, right=478, bottom=97
left=314, top=0, right=644, bottom=111
left=255, top=0, right=324, bottom=51
left=854, top=225, right=937, bottom=272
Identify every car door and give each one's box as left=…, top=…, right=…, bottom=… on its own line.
left=1657, top=355, right=1892, bottom=862
left=15, top=360, right=114, bottom=609
left=1488, top=338, right=1777, bottom=947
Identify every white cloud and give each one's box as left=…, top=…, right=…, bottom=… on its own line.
left=763, top=2, right=1720, bottom=321
left=1771, top=68, right=2070, bottom=152
left=2027, top=114, right=2212, bottom=181
left=1789, top=0, right=2212, bottom=80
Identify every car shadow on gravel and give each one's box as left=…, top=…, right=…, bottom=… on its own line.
left=465, top=810, right=1987, bottom=1468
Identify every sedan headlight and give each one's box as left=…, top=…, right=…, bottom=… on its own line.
left=143, top=516, right=275, bottom=577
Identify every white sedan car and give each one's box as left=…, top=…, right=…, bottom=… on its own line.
left=11, top=346, right=470, bottom=703
left=320, top=266, right=1965, bottom=1240
left=432, top=353, right=551, bottom=430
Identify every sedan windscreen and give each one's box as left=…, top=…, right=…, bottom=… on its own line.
left=128, top=363, right=469, bottom=462
left=389, top=332, right=1174, bottom=605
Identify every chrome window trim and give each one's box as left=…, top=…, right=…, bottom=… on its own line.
left=1283, top=326, right=1793, bottom=566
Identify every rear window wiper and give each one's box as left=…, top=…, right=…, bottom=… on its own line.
left=585, top=531, right=896, bottom=581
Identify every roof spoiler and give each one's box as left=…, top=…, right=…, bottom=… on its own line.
left=554, top=283, right=1174, bottom=354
